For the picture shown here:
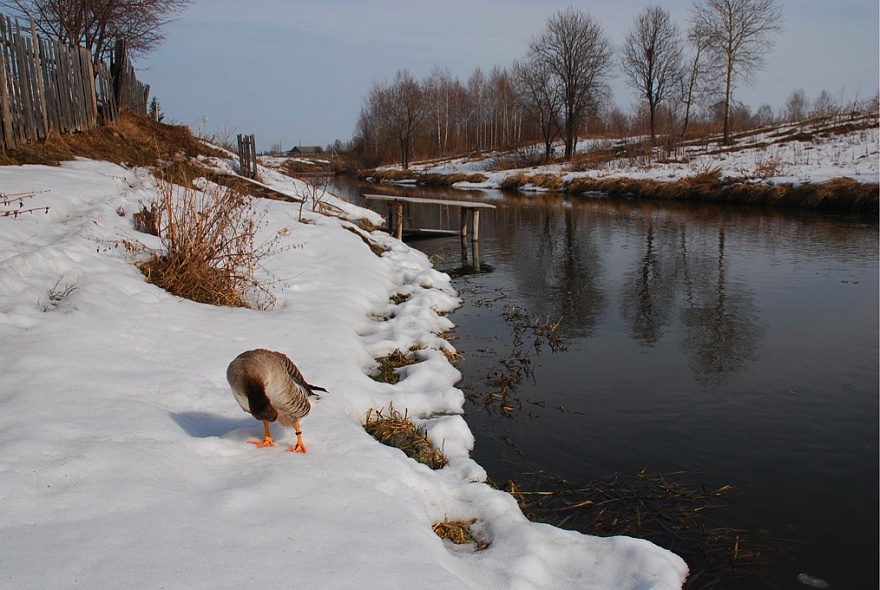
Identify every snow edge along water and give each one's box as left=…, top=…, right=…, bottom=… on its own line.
left=0, top=156, right=688, bottom=590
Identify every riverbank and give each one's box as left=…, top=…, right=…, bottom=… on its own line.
left=0, top=152, right=688, bottom=589
left=360, top=114, right=879, bottom=214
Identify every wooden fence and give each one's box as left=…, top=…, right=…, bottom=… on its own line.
left=237, top=134, right=258, bottom=179
left=0, top=13, right=149, bottom=149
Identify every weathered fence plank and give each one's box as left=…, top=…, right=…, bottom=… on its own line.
left=237, top=134, right=258, bottom=179
left=0, top=10, right=150, bottom=149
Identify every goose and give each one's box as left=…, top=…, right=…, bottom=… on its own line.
left=227, top=349, right=325, bottom=453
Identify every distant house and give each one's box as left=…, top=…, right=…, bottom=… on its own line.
left=287, top=146, right=324, bottom=156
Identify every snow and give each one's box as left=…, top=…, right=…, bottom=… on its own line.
left=409, top=115, right=880, bottom=190
left=0, top=158, right=687, bottom=589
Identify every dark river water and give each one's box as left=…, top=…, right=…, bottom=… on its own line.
left=332, top=176, right=879, bottom=589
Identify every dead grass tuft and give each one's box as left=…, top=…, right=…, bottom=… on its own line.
left=390, top=292, right=411, bottom=305
left=498, top=172, right=531, bottom=191
left=364, top=406, right=448, bottom=469
left=432, top=518, right=489, bottom=551
left=370, top=347, right=423, bottom=384
left=344, top=225, right=388, bottom=256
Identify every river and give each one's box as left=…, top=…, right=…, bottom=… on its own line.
left=332, top=176, right=879, bottom=589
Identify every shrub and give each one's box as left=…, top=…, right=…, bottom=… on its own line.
left=131, top=179, right=291, bottom=309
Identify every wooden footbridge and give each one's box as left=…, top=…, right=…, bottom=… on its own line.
left=362, top=194, right=495, bottom=241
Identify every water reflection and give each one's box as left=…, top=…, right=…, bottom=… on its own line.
left=333, top=175, right=879, bottom=589
left=679, top=228, right=763, bottom=383
left=469, top=196, right=765, bottom=383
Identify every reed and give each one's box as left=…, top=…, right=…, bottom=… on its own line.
left=502, top=469, right=784, bottom=589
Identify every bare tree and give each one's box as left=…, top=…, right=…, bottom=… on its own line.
left=753, top=103, right=775, bottom=126
left=679, top=24, right=715, bottom=137
left=3, top=0, right=191, bottom=63
left=513, top=56, right=561, bottom=162
left=690, top=0, right=783, bottom=144
left=783, top=88, right=809, bottom=122
left=621, top=6, right=684, bottom=142
left=425, top=66, right=454, bottom=157
left=528, top=7, right=612, bottom=160
left=378, top=70, right=427, bottom=170
left=811, top=89, right=838, bottom=118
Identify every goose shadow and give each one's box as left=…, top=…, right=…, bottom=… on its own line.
left=170, top=411, right=254, bottom=438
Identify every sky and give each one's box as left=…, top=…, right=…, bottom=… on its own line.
left=138, top=0, right=880, bottom=151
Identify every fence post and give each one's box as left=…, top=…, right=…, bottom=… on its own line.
left=237, top=133, right=258, bottom=179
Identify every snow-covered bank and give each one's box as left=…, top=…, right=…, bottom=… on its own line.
left=406, top=115, right=880, bottom=191
left=0, top=159, right=687, bottom=589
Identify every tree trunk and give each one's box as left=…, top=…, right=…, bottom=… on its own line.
left=723, top=61, right=733, bottom=145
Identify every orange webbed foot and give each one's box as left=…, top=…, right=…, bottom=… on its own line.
left=248, top=437, right=275, bottom=448
left=286, top=443, right=307, bottom=453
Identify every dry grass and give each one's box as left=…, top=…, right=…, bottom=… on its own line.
left=432, top=518, right=489, bottom=551
left=418, top=172, right=488, bottom=185
left=282, top=158, right=331, bottom=175
left=565, top=173, right=878, bottom=214
left=358, top=168, right=487, bottom=186
left=359, top=168, right=418, bottom=183
left=129, top=179, right=292, bottom=309
left=434, top=331, right=461, bottom=366
left=364, top=406, right=448, bottom=469
left=390, top=292, right=411, bottom=305
left=344, top=225, right=388, bottom=256
left=498, top=172, right=565, bottom=191
left=370, top=347, right=423, bottom=384
left=0, top=111, right=220, bottom=167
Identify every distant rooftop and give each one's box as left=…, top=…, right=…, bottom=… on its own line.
left=287, top=146, right=323, bottom=156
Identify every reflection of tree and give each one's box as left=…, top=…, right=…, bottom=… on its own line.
left=512, top=202, right=607, bottom=339
left=679, top=227, right=764, bottom=384
left=620, top=217, right=677, bottom=345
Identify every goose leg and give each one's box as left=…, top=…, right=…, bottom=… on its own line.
left=249, top=421, right=275, bottom=448
left=286, top=421, right=307, bottom=453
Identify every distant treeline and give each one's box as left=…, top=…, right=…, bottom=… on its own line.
left=350, top=3, right=879, bottom=170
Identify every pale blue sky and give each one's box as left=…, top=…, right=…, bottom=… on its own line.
left=138, top=0, right=880, bottom=151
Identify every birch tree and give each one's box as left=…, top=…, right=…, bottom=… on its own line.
left=690, top=0, right=783, bottom=144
